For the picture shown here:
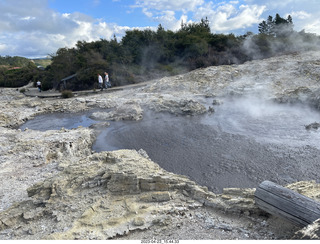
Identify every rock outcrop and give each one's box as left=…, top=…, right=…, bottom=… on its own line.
left=90, top=101, right=143, bottom=121
left=1, top=145, right=309, bottom=240
left=0, top=145, right=262, bottom=240
left=305, top=122, right=320, bottom=130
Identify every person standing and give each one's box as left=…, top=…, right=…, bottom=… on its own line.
left=36, top=80, right=42, bottom=92
left=104, top=72, right=111, bottom=88
left=98, top=74, right=103, bottom=91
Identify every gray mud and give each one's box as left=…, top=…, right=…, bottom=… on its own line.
left=93, top=115, right=320, bottom=193
left=20, top=98, right=320, bottom=193
left=19, top=109, right=105, bottom=131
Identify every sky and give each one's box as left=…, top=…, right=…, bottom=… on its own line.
left=0, top=0, right=320, bottom=58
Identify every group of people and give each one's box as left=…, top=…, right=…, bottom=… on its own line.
left=98, top=72, right=111, bottom=91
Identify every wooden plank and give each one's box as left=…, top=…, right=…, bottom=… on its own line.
left=255, top=181, right=320, bottom=227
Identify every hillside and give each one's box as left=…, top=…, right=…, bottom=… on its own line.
left=31, top=58, right=51, bottom=68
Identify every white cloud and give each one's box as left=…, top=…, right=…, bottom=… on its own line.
left=93, top=0, right=101, bottom=7
left=20, top=16, right=36, bottom=21
left=289, top=11, right=311, bottom=20
left=151, top=10, right=191, bottom=31
left=142, top=8, right=153, bottom=18
left=303, top=20, right=320, bottom=34
left=0, top=43, right=8, bottom=52
left=138, top=0, right=319, bottom=35
left=135, top=0, right=265, bottom=33
left=0, top=0, right=123, bottom=58
left=193, top=2, right=266, bottom=33
left=132, top=0, right=205, bottom=31
left=135, top=0, right=204, bottom=12
left=0, top=0, right=319, bottom=58
left=244, top=0, right=320, bottom=34
left=291, top=12, right=320, bottom=34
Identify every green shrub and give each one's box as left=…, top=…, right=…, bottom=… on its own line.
left=61, top=90, right=74, bottom=98
left=19, top=88, right=26, bottom=93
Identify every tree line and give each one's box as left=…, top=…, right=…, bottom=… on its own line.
left=1, top=14, right=320, bottom=90
left=0, top=56, right=40, bottom=88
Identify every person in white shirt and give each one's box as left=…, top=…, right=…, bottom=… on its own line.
left=36, top=80, right=41, bottom=92
left=98, top=74, right=103, bottom=91
left=104, top=72, right=111, bottom=88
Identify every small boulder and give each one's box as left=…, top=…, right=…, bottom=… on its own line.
left=305, top=122, right=320, bottom=130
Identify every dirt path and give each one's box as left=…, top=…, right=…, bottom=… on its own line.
left=23, top=82, right=149, bottom=98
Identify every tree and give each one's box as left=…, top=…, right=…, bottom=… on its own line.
left=258, top=14, right=293, bottom=37
left=258, top=20, right=269, bottom=35
left=0, top=62, right=39, bottom=88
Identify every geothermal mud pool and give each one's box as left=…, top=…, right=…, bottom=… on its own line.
left=19, top=109, right=103, bottom=131
left=20, top=97, right=320, bottom=193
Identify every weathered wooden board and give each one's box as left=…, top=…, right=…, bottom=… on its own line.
left=255, top=181, right=320, bottom=227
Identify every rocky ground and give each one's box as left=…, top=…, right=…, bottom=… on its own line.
left=1, top=51, right=320, bottom=240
